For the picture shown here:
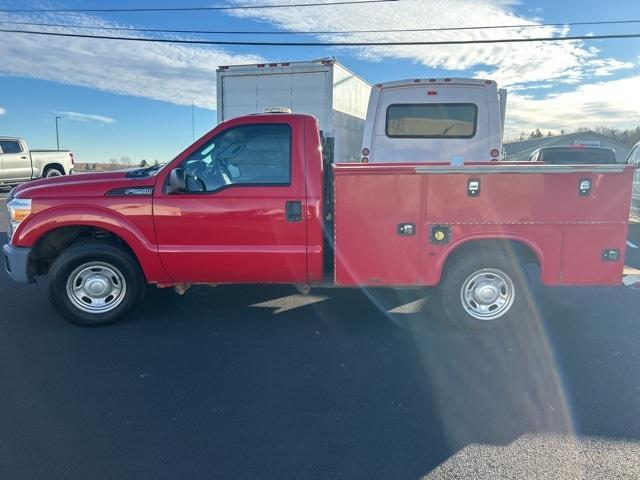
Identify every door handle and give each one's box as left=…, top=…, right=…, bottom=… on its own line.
left=285, top=201, right=302, bottom=222
left=20, top=156, right=28, bottom=159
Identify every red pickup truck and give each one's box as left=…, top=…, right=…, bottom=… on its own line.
left=3, top=113, right=638, bottom=329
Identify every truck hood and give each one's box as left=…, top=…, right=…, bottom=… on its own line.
left=13, top=170, right=149, bottom=199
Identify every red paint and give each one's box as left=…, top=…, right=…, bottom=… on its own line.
left=333, top=163, right=634, bottom=286
left=11, top=114, right=636, bottom=290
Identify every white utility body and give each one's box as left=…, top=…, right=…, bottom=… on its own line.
left=361, top=78, right=507, bottom=163
left=216, top=59, right=371, bottom=163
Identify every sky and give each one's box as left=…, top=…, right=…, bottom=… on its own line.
left=0, top=0, right=639, bottom=164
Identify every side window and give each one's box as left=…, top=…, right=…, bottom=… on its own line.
left=629, top=146, right=640, bottom=165
left=0, top=140, right=23, bottom=154
left=385, top=103, right=478, bottom=139
left=180, top=124, right=291, bottom=193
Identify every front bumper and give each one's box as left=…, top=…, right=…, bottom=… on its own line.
left=2, top=244, right=32, bottom=283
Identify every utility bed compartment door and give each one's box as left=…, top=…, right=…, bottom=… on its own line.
left=560, top=225, right=627, bottom=285
left=333, top=171, right=423, bottom=286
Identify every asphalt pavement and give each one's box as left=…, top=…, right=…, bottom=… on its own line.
left=1, top=228, right=640, bottom=479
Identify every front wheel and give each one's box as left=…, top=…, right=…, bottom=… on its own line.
left=438, top=250, right=532, bottom=331
left=48, top=241, right=146, bottom=326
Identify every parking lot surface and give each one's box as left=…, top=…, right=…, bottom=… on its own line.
left=1, top=227, right=640, bottom=479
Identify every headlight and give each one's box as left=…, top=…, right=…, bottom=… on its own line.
left=6, top=198, right=32, bottom=243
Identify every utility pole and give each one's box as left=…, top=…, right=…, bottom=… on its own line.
left=55, top=116, right=62, bottom=150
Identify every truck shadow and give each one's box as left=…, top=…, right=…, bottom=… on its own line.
left=129, top=280, right=640, bottom=478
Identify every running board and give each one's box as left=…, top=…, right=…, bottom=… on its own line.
left=623, top=266, right=640, bottom=287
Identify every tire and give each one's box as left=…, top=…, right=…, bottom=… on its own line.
left=48, top=241, right=146, bottom=326
left=438, top=249, right=532, bottom=331
left=43, top=166, right=64, bottom=178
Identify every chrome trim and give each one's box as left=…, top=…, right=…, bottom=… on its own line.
left=460, top=268, right=515, bottom=321
left=414, top=164, right=627, bottom=174
left=66, top=262, right=127, bottom=314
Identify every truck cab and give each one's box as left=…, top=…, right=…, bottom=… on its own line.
left=361, top=78, right=507, bottom=163
left=154, top=115, right=325, bottom=285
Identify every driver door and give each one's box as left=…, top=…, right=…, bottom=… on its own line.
left=153, top=120, right=308, bottom=284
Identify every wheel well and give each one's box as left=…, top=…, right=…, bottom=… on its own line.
left=43, top=163, right=65, bottom=174
left=29, top=226, right=136, bottom=277
left=442, top=239, right=541, bottom=275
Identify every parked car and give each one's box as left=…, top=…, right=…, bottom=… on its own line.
left=529, top=145, right=617, bottom=164
left=3, top=113, right=638, bottom=330
left=627, top=142, right=640, bottom=216
left=0, top=137, right=74, bottom=188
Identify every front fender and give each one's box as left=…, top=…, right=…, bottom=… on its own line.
left=13, top=205, right=171, bottom=283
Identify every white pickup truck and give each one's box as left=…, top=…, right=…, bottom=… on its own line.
left=0, top=137, right=75, bottom=188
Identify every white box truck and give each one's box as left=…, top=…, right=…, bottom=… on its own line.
left=216, top=59, right=371, bottom=163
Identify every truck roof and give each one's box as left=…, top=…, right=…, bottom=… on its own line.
left=373, top=78, right=497, bottom=89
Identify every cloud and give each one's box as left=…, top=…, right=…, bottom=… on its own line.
left=0, top=106, right=5, bottom=115
left=587, top=59, right=634, bottom=77
left=0, top=13, right=264, bottom=109
left=229, top=0, right=625, bottom=89
left=505, top=75, right=640, bottom=136
left=57, top=111, right=116, bottom=124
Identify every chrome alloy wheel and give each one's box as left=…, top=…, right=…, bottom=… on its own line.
left=460, top=268, right=515, bottom=321
left=65, top=262, right=127, bottom=314
left=45, top=169, right=62, bottom=177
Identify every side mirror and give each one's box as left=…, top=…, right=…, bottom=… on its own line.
left=169, top=168, right=186, bottom=193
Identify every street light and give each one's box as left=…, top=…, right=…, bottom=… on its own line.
left=55, top=116, right=62, bottom=150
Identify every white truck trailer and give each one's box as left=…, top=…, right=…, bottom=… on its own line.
left=216, top=59, right=371, bottom=163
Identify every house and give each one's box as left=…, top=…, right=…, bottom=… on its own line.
left=504, top=131, right=632, bottom=163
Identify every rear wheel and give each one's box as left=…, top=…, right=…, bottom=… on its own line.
left=43, top=165, right=64, bottom=178
left=48, top=241, right=146, bottom=326
left=438, top=250, right=531, bottom=331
